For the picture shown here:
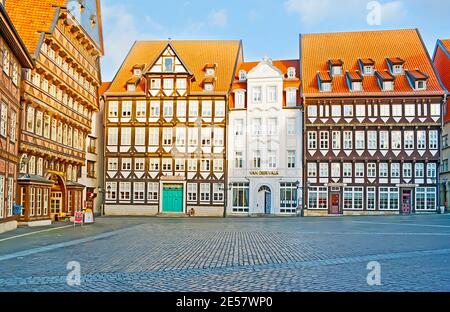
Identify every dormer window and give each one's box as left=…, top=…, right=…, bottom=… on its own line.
left=346, top=71, right=364, bottom=92
left=329, top=59, right=343, bottom=77
left=287, top=67, right=296, bottom=79
left=206, top=68, right=215, bottom=76
left=359, top=58, right=375, bottom=76
left=204, top=83, right=214, bottom=92
left=239, top=70, right=247, bottom=81
left=387, top=57, right=405, bottom=75
left=317, top=72, right=332, bottom=92
left=406, top=69, right=429, bottom=91
left=127, top=84, right=136, bottom=92
left=375, top=70, right=396, bottom=92
left=133, top=69, right=142, bottom=76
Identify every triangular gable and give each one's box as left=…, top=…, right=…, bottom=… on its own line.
left=246, top=61, right=283, bottom=79
left=144, top=42, right=193, bottom=75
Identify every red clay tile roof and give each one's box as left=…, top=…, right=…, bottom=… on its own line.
left=5, top=0, right=66, bottom=56
left=318, top=71, right=332, bottom=82
left=433, top=39, right=450, bottom=122
left=99, top=82, right=111, bottom=96
left=107, top=40, right=242, bottom=94
left=301, top=29, right=444, bottom=97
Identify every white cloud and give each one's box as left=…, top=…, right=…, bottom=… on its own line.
left=284, top=0, right=407, bottom=26
left=208, top=9, right=228, bottom=28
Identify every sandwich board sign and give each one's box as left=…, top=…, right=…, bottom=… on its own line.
left=74, top=211, right=84, bottom=227
left=84, top=209, right=94, bottom=224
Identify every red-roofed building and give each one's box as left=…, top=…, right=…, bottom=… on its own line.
left=301, top=29, right=446, bottom=216
left=433, top=39, right=450, bottom=211
left=227, top=57, right=302, bottom=216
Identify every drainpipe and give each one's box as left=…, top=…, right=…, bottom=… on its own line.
left=440, top=93, right=448, bottom=214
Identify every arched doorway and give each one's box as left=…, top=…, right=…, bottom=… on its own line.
left=47, top=172, right=67, bottom=219
left=258, top=185, right=272, bottom=214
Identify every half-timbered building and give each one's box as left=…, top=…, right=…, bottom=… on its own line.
left=433, top=39, right=450, bottom=212
left=103, top=40, right=242, bottom=217
left=301, top=29, right=446, bottom=216
left=6, top=0, right=104, bottom=225
left=0, top=0, right=33, bottom=233
left=227, top=58, right=302, bottom=216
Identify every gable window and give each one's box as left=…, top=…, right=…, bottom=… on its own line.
left=239, top=70, right=247, bottom=81
left=163, top=57, right=174, bottom=72
left=287, top=67, right=296, bottom=79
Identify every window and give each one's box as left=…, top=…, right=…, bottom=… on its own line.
left=2, top=48, right=10, bottom=74
left=268, top=151, right=277, bottom=169
left=150, top=159, right=160, bottom=171
left=355, top=163, right=364, bottom=178
left=379, top=187, right=399, bottom=210
left=134, top=182, right=145, bottom=201
left=267, top=86, right=277, bottom=103
left=162, top=159, right=172, bottom=171
left=430, top=104, right=441, bottom=117
left=355, top=131, right=365, bottom=150
left=106, top=182, right=117, bottom=200
left=121, top=128, right=131, bottom=146
left=252, top=118, right=262, bottom=136
left=204, top=83, right=214, bottom=92
left=379, top=163, right=388, bottom=178
left=119, top=182, right=131, bottom=201
left=188, top=128, right=198, bottom=146
left=163, top=128, right=173, bottom=146
left=287, top=151, right=296, bottom=169
left=331, top=106, right=341, bottom=117
left=232, top=183, right=250, bottom=212
left=367, top=163, right=376, bottom=178
left=163, top=79, right=174, bottom=90
left=344, top=105, right=353, bottom=117
left=415, top=163, right=425, bottom=178
left=379, top=131, right=389, bottom=150
left=200, top=183, right=210, bottom=202
left=176, top=128, right=186, bottom=146
left=202, top=101, right=212, bottom=117
left=321, top=82, right=332, bottom=92
left=187, top=183, right=198, bottom=202
left=416, top=188, right=436, bottom=211
left=235, top=152, right=243, bottom=169
left=214, top=127, right=224, bottom=146
left=319, top=163, right=328, bottom=178
left=287, top=67, right=296, bottom=79
left=287, top=118, right=296, bottom=135
left=390, top=163, right=400, bottom=178
left=10, top=111, right=16, bottom=141
left=135, top=158, right=145, bottom=171
left=367, top=187, right=376, bottom=210
left=163, top=101, right=173, bottom=117
left=427, top=163, right=437, bottom=179
left=151, top=79, right=161, bottom=90
left=417, top=131, right=426, bottom=150
left=393, top=65, right=403, bottom=75
left=0, top=103, right=7, bottom=137
left=356, top=105, right=365, bottom=118
left=163, top=57, right=174, bottom=72
left=26, top=106, right=35, bottom=133
left=429, top=130, right=438, bottom=150
left=308, top=187, right=328, bottom=209
left=320, top=131, right=329, bottom=150
left=307, top=163, right=317, bottom=177
left=380, top=105, right=390, bottom=117
left=344, top=187, right=364, bottom=210
left=267, top=118, right=277, bottom=136
left=330, top=163, right=340, bottom=178
left=331, top=65, right=342, bottom=76
left=404, top=131, right=414, bottom=150
left=280, top=183, right=298, bottom=213
left=235, top=91, right=245, bottom=109
left=148, top=183, right=159, bottom=201
left=188, top=159, right=197, bottom=172
left=405, top=104, right=415, bottom=117
left=135, top=128, right=146, bottom=146
left=215, top=101, right=225, bottom=118
left=175, top=159, right=185, bottom=171
left=367, top=131, right=377, bottom=150
left=150, top=101, right=160, bottom=117
left=343, top=163, right=352, bottom=178
left=343, top=131, right=352, bottom=150
left=176, top=79, right=187, bottom=90
left=415, top=80, right=427, bottom=91
left=201, top=128, right=212, bottom=146
left=136, top=101, right=146, bottom=118
left=213, top=184, right=224, bottom=202
left=121, top=158, right=132, bottom=171
left=252, top=87, right=262, bottom=103
left=108, top=158, right=118, bottom=171
left=0, top=175, right=3, bottom=218
left=253, top=151, right=261, bottom=169
left=149, top=128, right=159, bottom=146
left=176, top=101, right=187, bottom=117
left=214, top=159, right=224, bottom=172
left=122, top=101, right=132, bottom=118
left=308, top=105, right=317, bottom=117
left=391, top=131, right=401, bottom=150
left=286, top=89, right=297, bottom=107
left=403, top=163, right=412, bottom=178
left=332, top=131, right=341, bottom=149
left=189, top=101, right=199, bottom=117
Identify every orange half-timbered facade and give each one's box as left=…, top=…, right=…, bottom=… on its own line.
left=301, top=29, right=446, bottom=216
left=0, top=1, right=33, bottom=233
left=103, top=40, right=242, bottom=217
left=6, top=0, right=103, bottom=225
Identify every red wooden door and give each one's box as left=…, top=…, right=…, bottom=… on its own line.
left=402, top=192, right=412, bottom=214
left=330, top=194, right=340, bottom=214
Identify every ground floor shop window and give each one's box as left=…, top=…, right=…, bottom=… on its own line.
left=379, top=187, right=399, bottom=210
left=280, top=183, right=297, bottom=213
left=416, top=187, right=436, bottom=211
left=343, top=187, right=364, bottom=210
left=232, top=183, right=249, bottom=212
left=308, top=187, right=328, bottom=209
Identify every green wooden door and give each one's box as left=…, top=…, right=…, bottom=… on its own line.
left=162, top=185, right=184, bottom=213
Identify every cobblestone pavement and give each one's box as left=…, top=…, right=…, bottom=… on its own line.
left=1, top=215, right=450, bottom=292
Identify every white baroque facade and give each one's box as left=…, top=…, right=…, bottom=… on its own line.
left=227, top=58, right=302, bottom=216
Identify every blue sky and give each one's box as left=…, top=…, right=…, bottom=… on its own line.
left=100, top=0, right=450, bottom=81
